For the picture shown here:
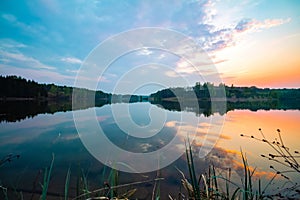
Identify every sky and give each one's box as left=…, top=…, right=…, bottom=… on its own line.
left=0, top=0, right=300, bottom=94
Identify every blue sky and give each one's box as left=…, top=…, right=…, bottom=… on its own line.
left=1, top=0, right=300, bottom=93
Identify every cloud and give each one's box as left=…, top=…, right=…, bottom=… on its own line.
left=1, top=13, right=46, bottom=37
left=235, top=18, right=291, bottom=33
left=61, top=57, right=83, bottom=64
left=0, top=64, right=74, bottom=85
left=165, top=70, right=178, bottom=78
left=1, top=14, right=17, bottom=22
left=0, top=0, right=296, bottom=91
left=0, top=39, right=27, bottom=49
left=171, top=1, right=291, bottom=53
left=135, top=48, right=153, bottom=56
left=0, top=50, right=56, bottom=70
left=200, top=17, right=291, bottom=52
left=175, top=59, right=196, bottom=74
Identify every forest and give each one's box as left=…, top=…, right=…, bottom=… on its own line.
left=1, top=75, right=300, bottom=122
left=150, top=82, right=300, bottom=101
left=0, top=75, right=110, bottom=100
left=1, top=75, right=300, bottom=102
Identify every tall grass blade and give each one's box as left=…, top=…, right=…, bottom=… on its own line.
left=187, top=140, right=201, bottom=199
left=258, top=179, right=262, bottom=199
left=81, top=169, right=90, bottom=199
left=0, top=186, right=8, bottom=200
left=212, top=165, right=219, bottom=195
left=64, top=167, right=71, bottom=200
left=40, top=153, right=54, bottom=200
left=241, top=150, right=248, bottom=200
left=231, top=188, right=241, bottom=200
left=118, top=188, right=137, bottom=199
left=201, top=174, right=209, bottom=198
left=185, top=144, right=194, bottom=198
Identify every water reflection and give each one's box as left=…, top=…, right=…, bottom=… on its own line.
left=1, top=98, right=299, bottom=122
left=0, top=101, right=299, bottom=198
left=0, top=100, right=108, bottom=123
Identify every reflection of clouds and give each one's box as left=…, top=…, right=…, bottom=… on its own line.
left=0, top=127, right=54, bottom=146
left=199, top=122, right=212, bottom=127
left=224, top=112, right=240, bottom=122
left=204, top=146, right=275, bottom=179
left=166, top=116, right=274, bottom=180
left=219, top=134, right=231, bottom=140
left=164, top=116, right=226, bottom=150
left=165, top=121, right=179, bottom=128
left=73, top=112, right=110, bottom=123
left=0, top=112, right=72, bottom=130
left=96, top=115, right=109, bottom=122
left=0, top=112, right=74, bottom=145
left=140, top=143, right=152, bottom=152
left=53, top=133, right=79, bottom=144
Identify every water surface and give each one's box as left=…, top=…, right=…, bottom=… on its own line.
left=0, top=101, right=299, bottom=199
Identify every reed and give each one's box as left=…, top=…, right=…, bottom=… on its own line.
left=64, top=167, right=71, bottom=200
left=1, top=129, right=299, bottom=199
left=176, top=138, right=298, bottom=200
left=40, top=153, right=54, bottom=200
left=240, top=128, right=300, bottom=198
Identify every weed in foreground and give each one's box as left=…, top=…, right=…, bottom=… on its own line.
left=240, top=128, right=300, bottom=199
left=174, top=130, right=300, bottom=200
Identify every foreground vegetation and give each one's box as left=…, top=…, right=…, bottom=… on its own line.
left=177, top=129, right=300, bottom=199
left=1, top=129, right=299, bottom=199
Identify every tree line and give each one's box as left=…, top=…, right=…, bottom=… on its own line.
left=1, top=75, right=299, bottom=102
left=0, top=75, right=110, bottom=100
left=150, top=82, right=300, bottom=101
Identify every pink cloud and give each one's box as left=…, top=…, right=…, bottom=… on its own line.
left=235, top=18, right=291, bottom=33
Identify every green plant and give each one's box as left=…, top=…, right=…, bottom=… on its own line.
left=177, top=139, right=292, bottom=200
left=64, top=167, right=71, bottom=200
left=0, top=185, right=8, bottom=200
left=241, top=128, right=300, bottom=199
left=0, top=154, right=20, bottom=168
left=40, top=154, right=54, bottom=200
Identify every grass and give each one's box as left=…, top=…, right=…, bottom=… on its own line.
left=173, top=129, right=300, bottom=199
left=40, top=153, right=54, bottom=200
left=0, top=153, right=20, bottom=168
left=64, top=167, right=71, bottom=200
left=240, top=128, right=300, bottom=199
left=241, top=128, right=300, bottom=174
left=1, top=129, right=299, bottom=199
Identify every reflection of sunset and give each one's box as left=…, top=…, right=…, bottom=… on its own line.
left=221, top=110, right=300, bottom=148
left=167, top=109, right=300, bottom=183
left=215, top=110, right=300, bottom=181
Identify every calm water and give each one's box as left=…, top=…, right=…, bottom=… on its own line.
left=0, top=101, right=299, bottom=199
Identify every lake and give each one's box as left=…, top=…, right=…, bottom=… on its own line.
left=0, top=101, right=299, bottom=199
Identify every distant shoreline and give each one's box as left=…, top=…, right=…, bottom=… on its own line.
left=0, top=96, right=280, bottom=103
left=0, top=97, right=37, bottom=101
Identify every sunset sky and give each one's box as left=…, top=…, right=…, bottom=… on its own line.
left=1, top=0, right=299, bottom=92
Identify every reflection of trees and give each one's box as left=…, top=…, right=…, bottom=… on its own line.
left=227, top=99, right=300, bottom=111
left=0, top=100, right=108, bottom=123
left=150, top=99, right=300, bottom=117
left=0, top=96, right=145, bottom=123
left=150, top=100, right=216, bottom=117
left=2, top=98, right=299, bottom=123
